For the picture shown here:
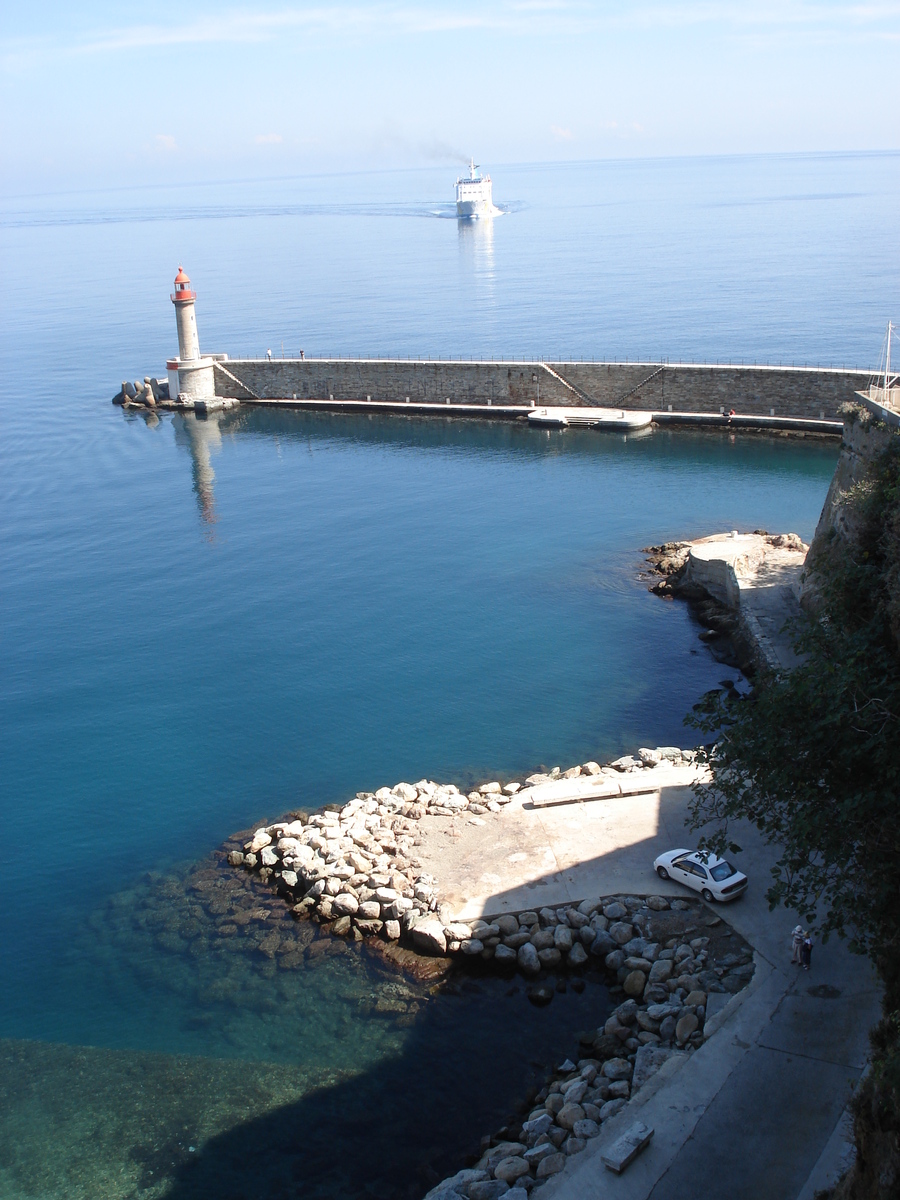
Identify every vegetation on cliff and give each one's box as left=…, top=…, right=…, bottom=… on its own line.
left=687, top=409, right=900, bottom=1197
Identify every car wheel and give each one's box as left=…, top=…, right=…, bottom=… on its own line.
left=702, top=888, right=715, bottom=903
left=656, top=866, right=669, bottom=880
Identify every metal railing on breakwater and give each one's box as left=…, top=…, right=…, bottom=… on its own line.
left=227, top=352, right=872, bottom=372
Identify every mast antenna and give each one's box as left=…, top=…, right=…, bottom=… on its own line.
left=871, top=321, right=898, bottom=405
left=886, top=320, right=893, bottom=400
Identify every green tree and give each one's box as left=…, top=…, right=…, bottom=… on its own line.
left=686, top=417, right=900, bottom=1197
left=686, top=418, right=900, bottom=980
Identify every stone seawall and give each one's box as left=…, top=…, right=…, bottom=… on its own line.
left=800, top=405, right=898, bottom=612
left=211, top=358, right=868, bottom=421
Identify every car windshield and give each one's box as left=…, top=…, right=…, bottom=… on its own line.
left=710, top=861, right=737, bottom=882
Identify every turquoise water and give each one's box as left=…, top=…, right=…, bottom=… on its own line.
left=1, top=151, right=896, bottom=1197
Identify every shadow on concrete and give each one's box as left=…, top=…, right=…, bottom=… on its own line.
left=433, top=782, right=710, bottom=930
left=449, top=784, right=879, bottom=1200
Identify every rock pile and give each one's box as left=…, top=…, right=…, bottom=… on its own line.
left=226, top=750, right=700, bottom=954
left=644, top=533, right=806, bottom=604
left=113, top=377, right=169, bottom=408
left=643, top=541, right=744, bottom=668
left=227, top=780, right=491, bottom=946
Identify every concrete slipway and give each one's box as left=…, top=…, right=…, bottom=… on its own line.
left=413, top=764, right=879, bottom=1200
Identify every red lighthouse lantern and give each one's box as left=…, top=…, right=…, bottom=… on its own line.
left=171, top=265, right=196, bottom=304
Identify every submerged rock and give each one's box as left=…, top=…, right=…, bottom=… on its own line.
left=527, top=984, right=554, bottom=1007
left=367, top=940, right=455, bottom=982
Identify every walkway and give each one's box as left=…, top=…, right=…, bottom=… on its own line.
left=414, top=763, right=706, bottom=921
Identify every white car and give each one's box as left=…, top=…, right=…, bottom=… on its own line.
left=653, top=848, right=748, bottom=903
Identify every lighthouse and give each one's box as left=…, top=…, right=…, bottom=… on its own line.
left=172, top=265, right=201, bottom=360
left=166, top=265, right=216, bottom=404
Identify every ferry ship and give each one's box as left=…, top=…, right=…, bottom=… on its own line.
left=456, top=159, right=497, bottom=218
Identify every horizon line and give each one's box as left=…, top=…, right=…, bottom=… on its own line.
left=2, top=146, right=899, bottom=206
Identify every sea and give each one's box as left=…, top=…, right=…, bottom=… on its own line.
left=1, top=151, right=898, bottom=1199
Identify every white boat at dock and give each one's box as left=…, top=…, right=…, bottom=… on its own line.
left=527, top=406, right=653, bottom=430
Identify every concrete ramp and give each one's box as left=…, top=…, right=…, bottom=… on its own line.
left=521, top=763, right=705, bottom=808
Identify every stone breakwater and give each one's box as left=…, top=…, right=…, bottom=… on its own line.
left=113, top=377, right=170, bottom=408
left=115, top=359, right=862, bottom=426
left=210, top=357, right=862, bottom=423
left=226, top=749, right=757, bottom=1198
left=226, top=746, right=699, bottom=956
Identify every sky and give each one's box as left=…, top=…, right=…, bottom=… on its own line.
left=1, top=1, right=898, bottom=193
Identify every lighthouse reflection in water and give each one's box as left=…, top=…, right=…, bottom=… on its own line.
left=173, top=409, right=240, bottom=529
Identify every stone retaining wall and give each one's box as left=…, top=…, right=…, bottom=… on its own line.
left=801, top=406, right=898, bottom=611
left=212, top=359, right=869, bottom=421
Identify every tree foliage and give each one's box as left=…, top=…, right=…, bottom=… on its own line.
left=686, top=421, right=900, bottom=983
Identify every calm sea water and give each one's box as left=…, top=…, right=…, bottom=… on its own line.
left=0, top=152, right=896, bottom=1198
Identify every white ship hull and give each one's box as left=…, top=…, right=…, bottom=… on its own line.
left=456, top=194, right=495, bottom=219
left=455, top=159, right=497, bottom=219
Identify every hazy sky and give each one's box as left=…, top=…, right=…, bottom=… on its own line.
left=2, top=1, right=898, bottom=193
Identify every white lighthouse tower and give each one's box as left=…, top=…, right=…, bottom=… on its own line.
left=172, top=265, right=201, bottom=360
left=166, top=265, right=216, bottom=404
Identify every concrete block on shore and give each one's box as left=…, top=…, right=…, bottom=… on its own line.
left=601, top=1121, right=654, bottom=1173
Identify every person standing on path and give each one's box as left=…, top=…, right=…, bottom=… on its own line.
left=801, top=933, right=814, bottom=970
left=791, top=924, right=804, bottom=964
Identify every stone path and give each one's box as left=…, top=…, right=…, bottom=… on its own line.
left=643, top=973, right=872, bottom=1200
left=736, top=549, right=807, bottom=672
left=540, top=949, right=875, bottom=1200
